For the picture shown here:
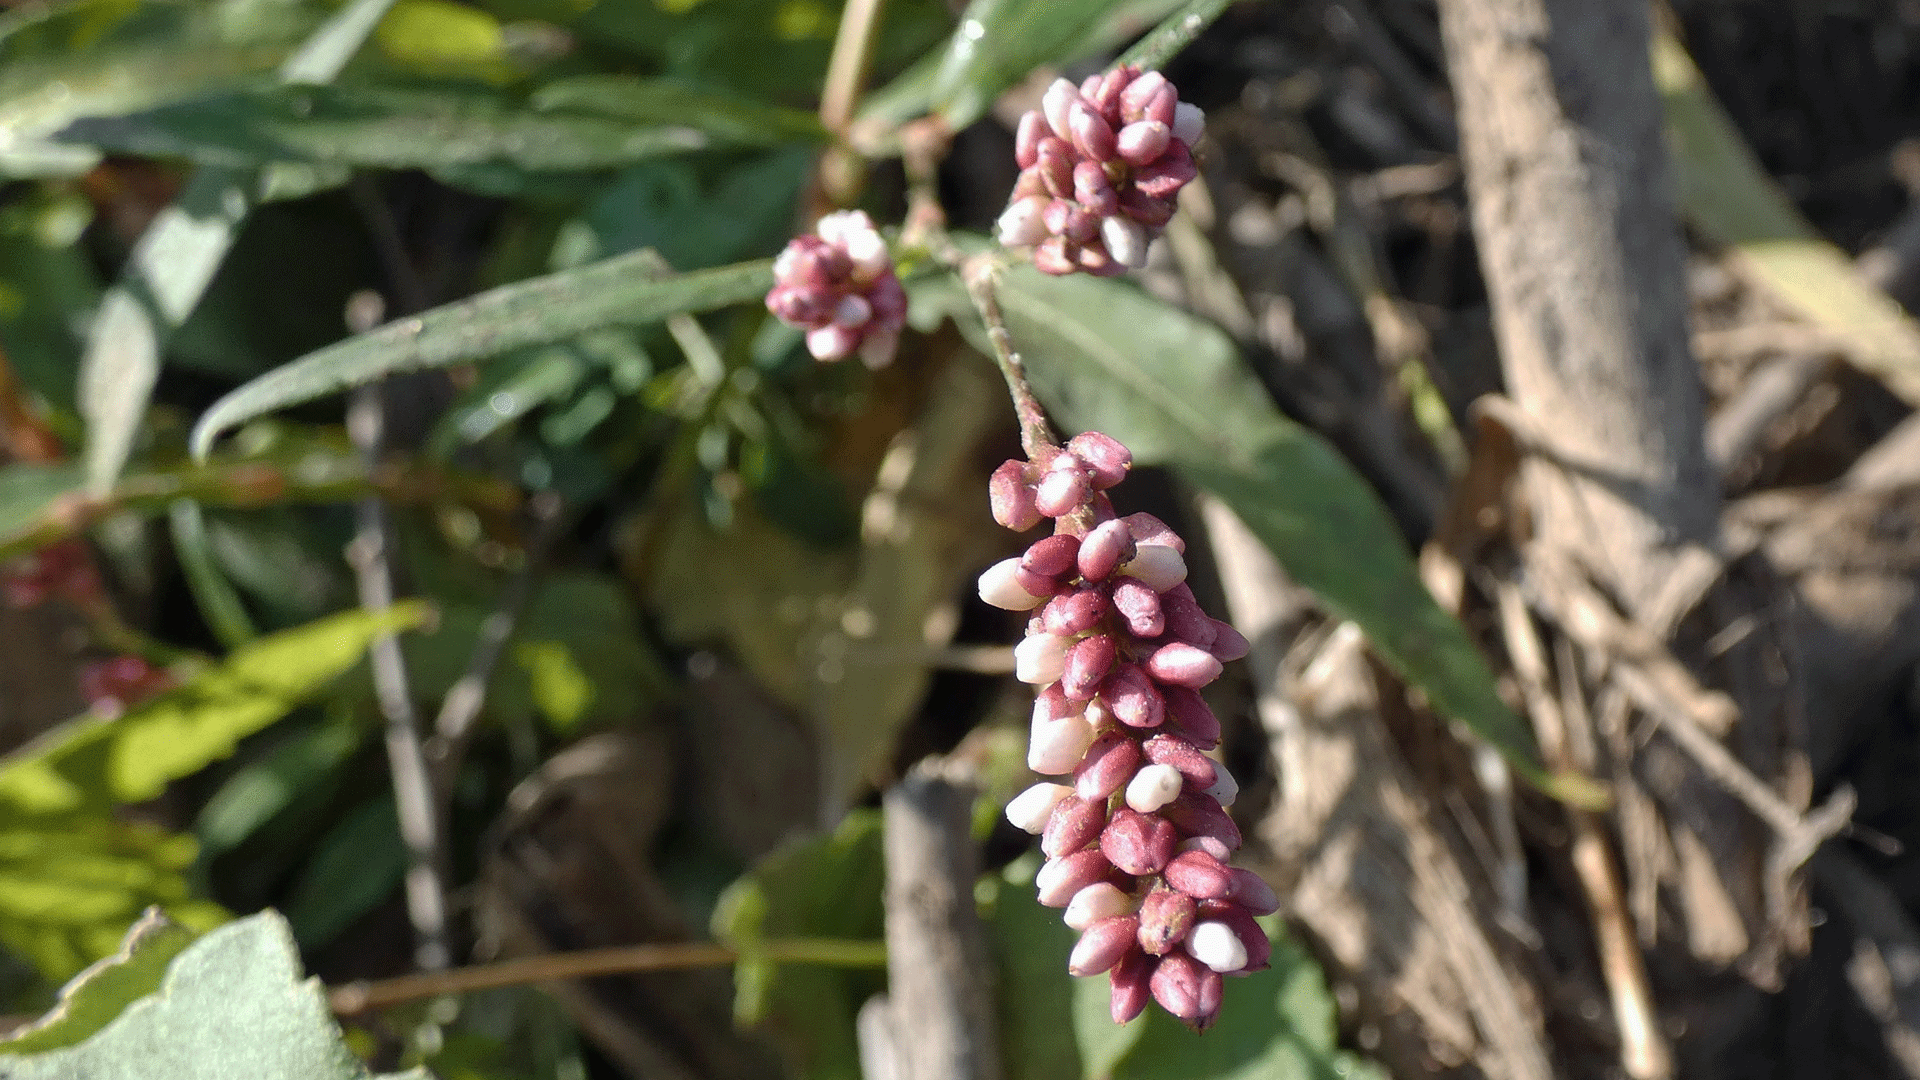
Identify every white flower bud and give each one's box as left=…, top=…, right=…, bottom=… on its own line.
left=978, top=559, right=1046, bottom=610
left=1172, top=101, right=1205, bottom=146
left=1042, top=78, right=1081, bottom=140
left=832, top=294, right=873, bottom=328
left=1101, top=214, right=1150, bottom=269
left=1204, top=762, right=1238, bottom=808
left=1186, top=920, right=1247, bottom=973
left=1029, top=714, right=1096, bottom=774
left=1064, top=882, right=1133, bottom=931
left=1121, top=544, right=1187, bottom=592
left=842, top=228, right=889, bottom=278
left=997, top=196, right=1049, bottom=247
left=1124, top=762, right=1185, bottom=813
left=1014, top=632, right=1071, bottom=685
left=1006, top=782, right=1073, bottom=833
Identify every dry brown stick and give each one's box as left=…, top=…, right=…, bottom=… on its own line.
left=878, top=761, right=1004, bottom=1080
left=1705, top=352, right=1833, bottom=479
left=1494, top=583, right=1673, bottom=1080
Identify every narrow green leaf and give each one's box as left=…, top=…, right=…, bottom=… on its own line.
left=190, top=255, right=774, bottom=460
left=1116, top=0, right=1235, bottom=71
left=0, top=910, right=428, bottom=1079
left=977, top=266, right=1551, bottom=788
left=0, top=908, right=198, bottom=1055
left=531, top=75, right=828, bottom=145
left=284, top=796, right=406, bottom=950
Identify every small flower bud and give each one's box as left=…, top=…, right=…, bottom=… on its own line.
left=1062, top=633, right=1118, bottom=701
left=978, top=559, right=1047, bottom=611
left=1122, top=545, right=1188, bottom=592
left=1205, top=763, right=1239, bottom=807
left=989, top=460, right=1042, bottom=531
left=1163, top=685, right=1222, bottom=749
left=1116, top=120, right=1172, bottom=167
left=1163, top=848, right=1233, bottom=900
left=1118, top=70, right=1170, bottom=122
left=1186, top=920, right=1248, bottom=973
left=1020, top=532, right=1081, bottom=577
left=1068, top=100, right=1117, bottom=161
left=996, top=195, right=1051, bottom=247
left=1041, top=588, right=1108, bottom=636
left=1037, top=138, right=1075, bottom=198
left=1006, top=782, right=1073, bottom=833
left=1042, top=793, right=1109, bottom=858
left=1069, top=915, right=1140, bottom=976
left=1100, top=214, right=1150, bottom=270
left=1124, top=762, right=1185, bottom=813
left=1034, top=458, right=1092, bottom=517
left=1089, top=66, right=1130, bottom=113
left=1101, top=663, right=1166, bottom=728
left=1065, top=881, right=1133, bottom=931
left=1172, top=101, right=1206, bottom=146
left=1117, top=187, right=1177, bottom=230
left=1162, top=791, right=1242, bottom=851
left=1101, top=807, right=1178, bottom=876
left=1109, top=578, right=1165, bottom=638
left=1033, top=236, right=1078, bottom=275
left=1142, top=83, right=1178, bottom=128
left=1029, top=713, right=1097, bottom=774
left=1149, top=952, right=1222, bottom=1030
left=1077, top=519, right=1137, bottom=583
left=1123, top=513, right=1184, bottom=550
left=1160, top=586, right=1218, bottom=648
left=1180, top=835, right=1234, bottom=862
left=1042, top=78, right=1080, bottom=140
left=1073, top=160, right=1119, bottom=217
left=806, top=325, right=861, bottom=362
left=1136, top=885, right=1198, bottom=955
left=1146, top=641, right=1224, bottom=688
left=1015, top=110, right=1047, bottom=169
left=1198, top=900, right=1273, bottom=973
left=1229, top=868, right=1281, bottom=916
left=1036, top=848, right=1115, bottom=907
left=1076, top=731, right=1143, bottom=800
left=1141, top=732, right=1217, bottom=789
left=1065, top=432, right=1131, bottom=487
left=1110, top=949, right=1155, bottom=1024
left=1208, top=619, right=1251, bottom=661
left=1135, top=139, right=1198, bottom=199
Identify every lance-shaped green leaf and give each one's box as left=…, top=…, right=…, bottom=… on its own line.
left=975, top=266, right=1566, bottom=796
left=0, top=911, right=426, bottom=1079
left=190, top=255, right=774, bottom=459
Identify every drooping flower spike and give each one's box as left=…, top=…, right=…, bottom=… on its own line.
left=996, top=67, right=1205, bottom=276
left=765, top=210, right=908, bottom=368
left=983, top=431, right=1273, bottom=1030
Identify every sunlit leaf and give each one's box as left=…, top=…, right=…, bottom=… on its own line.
left=0, top=910, right=427, bottom=1079
left=190, top=255, right=775, bottom=460
left=0, top=908, right=198, bottom=1054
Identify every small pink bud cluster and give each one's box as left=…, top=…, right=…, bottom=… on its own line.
left=983, top=432, right=1274, bottom=1031
left=997, top=67, right=1204, bottom=276
left=2, top=539, right=102, bottom=610
left=765, top=210, right=907, bottom=368
left=79, top=655, right=172, bottom=716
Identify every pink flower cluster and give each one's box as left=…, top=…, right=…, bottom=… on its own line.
left=765, top=210, right=907, bottom=369
left=997, top=67, right=1203, bottom=276
left=981, top=432, right=1275, bottom=1030
left=80, top=655, right=172, bottom=716
left=2, top=539, right=102, bottom=610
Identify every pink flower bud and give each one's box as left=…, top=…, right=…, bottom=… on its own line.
left=1116, top=119, right=1172, bottom=167
left=1093, top=66, right=1131, bottom=113
left=1077, top=519, right=1136, bottom=583
left=1162, top=791, right=1242, bottom=851
left=1123, top=545, right=1188, bottom=592
left=1020, top=532, right=1080, bottom=576
left=978, top=558, right=1046, bottom=611
left=1163, top=685, right=1221, bottom=749
left=1101, top=663, right=1166, bottom=728
left=1136, top=886, right=1198, bottom=955
left=1041, top=588, right=1108, bottom=636
left=1065, top=432, right=1131, bottom=487
left=1073, top=160, right=1119, bottom=217
left=1006, top=782, right=1073, bottom=833
left=1229, top=868, right=1280, bottom=916
left=1172, top=101, right=1205, bottom=146
left=1150, top=952, right=1222, bottom=1030
left=1160, top=585, right=1217, bottom=648
left=1037, top=139, right=1075, bottom=198
left=1208, top=619, right=1250, bottom=661
left=1015, top=632, right=1071, bottom=684
left=1076, top=241, right=1123, bottom=277
left=1109, top=578, right=1164, bottom=638
left=1042, top=78, right=1080, bottom=140
left=1147, top=641, right=1223, bottom=688
left=1186, top=920, right=1247, bottom=973
left=1124, top=762, right=1185, bottom=813
left=1034, top=460, right=1092, bottom=517
left=989, top=460, right=1042, bottom=531
left=1134, top=139, right=1197, bottom=200
left=1141, top=732, right=1217, bottom=789
left=1075, top=731, right=1143, bottom=800
left=1033, top=683, right=1079, bottom=724
left=1062, top=633, right=1117, bottom=701
left=1117, top=187, right=1177, bottom=230
left=1015, top=110, right=1047, bottom=169
left=1118, top=70, right=1170, bottom=122
left=1042, top=794, right=1109, bottom=858
left=1143, top=83, right=1178, bottom=128
left=1068, top=100, right=1117, bottom=161
left=1163, top=849, right=1234, bottom=900
left=1013, top=564, right=1060, bottom=598
left=1109, top=949, right=1155, bottom=1024
left=1065, top=881, right=1133, bottom=930
left=1101, top=807, right=1178, bottom=876
left=1033, top=236, right=1078, bottom=276
left=1069, top=915, right=1140, bottom=976
left=1122, top=512, right=1184, bottom=553
left=1036, top=848, right=1114, bottom=907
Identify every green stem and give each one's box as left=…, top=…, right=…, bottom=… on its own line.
left=1118, top=0, right=1235, bottom=71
